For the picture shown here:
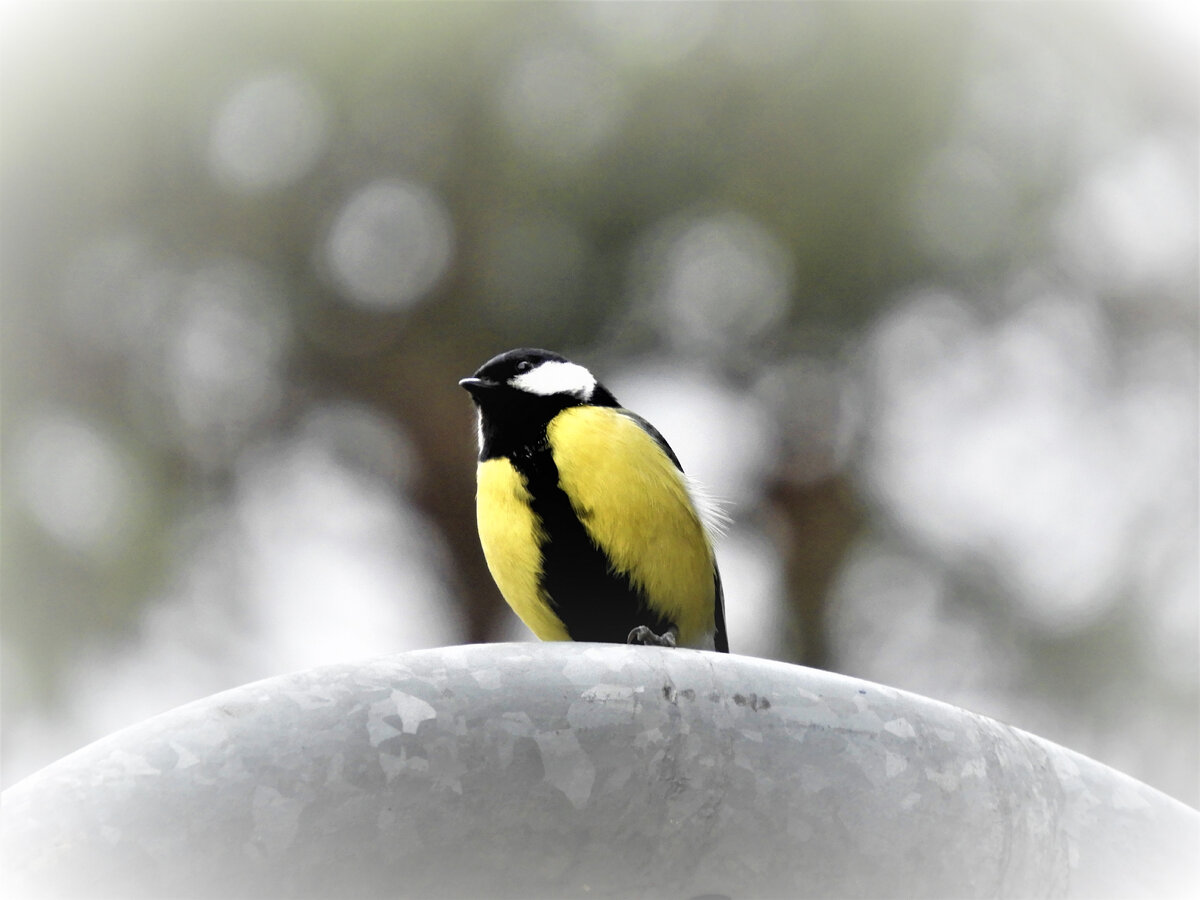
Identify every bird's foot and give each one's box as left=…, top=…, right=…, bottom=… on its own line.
left=627, top=625, right=678, bottom=648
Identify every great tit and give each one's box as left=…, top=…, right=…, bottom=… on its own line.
left=460, top=348, right=729, bottom=652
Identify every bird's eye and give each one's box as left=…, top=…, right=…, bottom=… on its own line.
left=515, top=361, right=533, bottom=373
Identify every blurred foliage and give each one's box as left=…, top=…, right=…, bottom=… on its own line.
left=2, top=2, right=1196, bottom=806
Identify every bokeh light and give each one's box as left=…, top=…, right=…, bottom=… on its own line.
left=1056, top=135, right=1198, bottom=301
left=57, top=234, right=180, bottom=356
left=208, top=70, right=329, bottom=193
left=638, top=210, right=793, bottom=355
left=13, top=410, right=139, bottom=558
left=168, top=259, right=290, bottom=463
left=578, top=0, right=717, bottom=66
left=324, top=178, right=455, bottom=311
left=497, top=42, right=627, bottom=167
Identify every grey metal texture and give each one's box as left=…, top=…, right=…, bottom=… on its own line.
left=2, top=643, right=1197, bottom=899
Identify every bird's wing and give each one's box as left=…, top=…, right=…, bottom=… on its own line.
left=712, top=565, right=729, bottom=653
left=614, top=409, right=684, bottom=469
left=615, top=409, right=730, bottom=540
left=617, top=408, right=731, bottom=653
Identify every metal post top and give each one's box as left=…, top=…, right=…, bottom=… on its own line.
left=3, top=642, right=1197, bottom=899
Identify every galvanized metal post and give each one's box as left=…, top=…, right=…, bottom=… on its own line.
left=3, top=643, right=1197, bottom=898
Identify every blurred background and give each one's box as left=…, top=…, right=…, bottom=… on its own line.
left=2, top=2, right=1196, bottom=806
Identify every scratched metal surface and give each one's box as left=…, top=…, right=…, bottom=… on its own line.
left=2, top=643, right=1197, bottom=899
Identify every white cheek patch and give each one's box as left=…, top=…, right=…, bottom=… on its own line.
left=511, top=360, right=596, bottom=399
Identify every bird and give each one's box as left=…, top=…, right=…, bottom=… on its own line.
left=460, top=348, right=728, bottom=652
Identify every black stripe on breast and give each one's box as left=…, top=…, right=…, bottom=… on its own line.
left=509, top=440, right=674, bottom=644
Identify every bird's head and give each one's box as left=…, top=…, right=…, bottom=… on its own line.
left=460, top=348, right=619, bottom=407
left=460, top=348, right=618, bottom=456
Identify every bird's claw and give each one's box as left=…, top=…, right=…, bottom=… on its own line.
left=627, top=625, right=678, bottom=648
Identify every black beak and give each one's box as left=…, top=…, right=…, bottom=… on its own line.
left=459, top=377, right=494, bottom=399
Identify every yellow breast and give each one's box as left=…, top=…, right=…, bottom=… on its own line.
left=475, top=457, right=569, bottom=641
left=547, top=406, right=716, bottom=645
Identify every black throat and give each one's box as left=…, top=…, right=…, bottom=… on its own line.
left=475, top=384, right=618, bottom=462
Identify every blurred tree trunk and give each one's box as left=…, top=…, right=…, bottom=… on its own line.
left=767, top=471, right=863, bottom=670
left=306, top=315, right=508, bottom=646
